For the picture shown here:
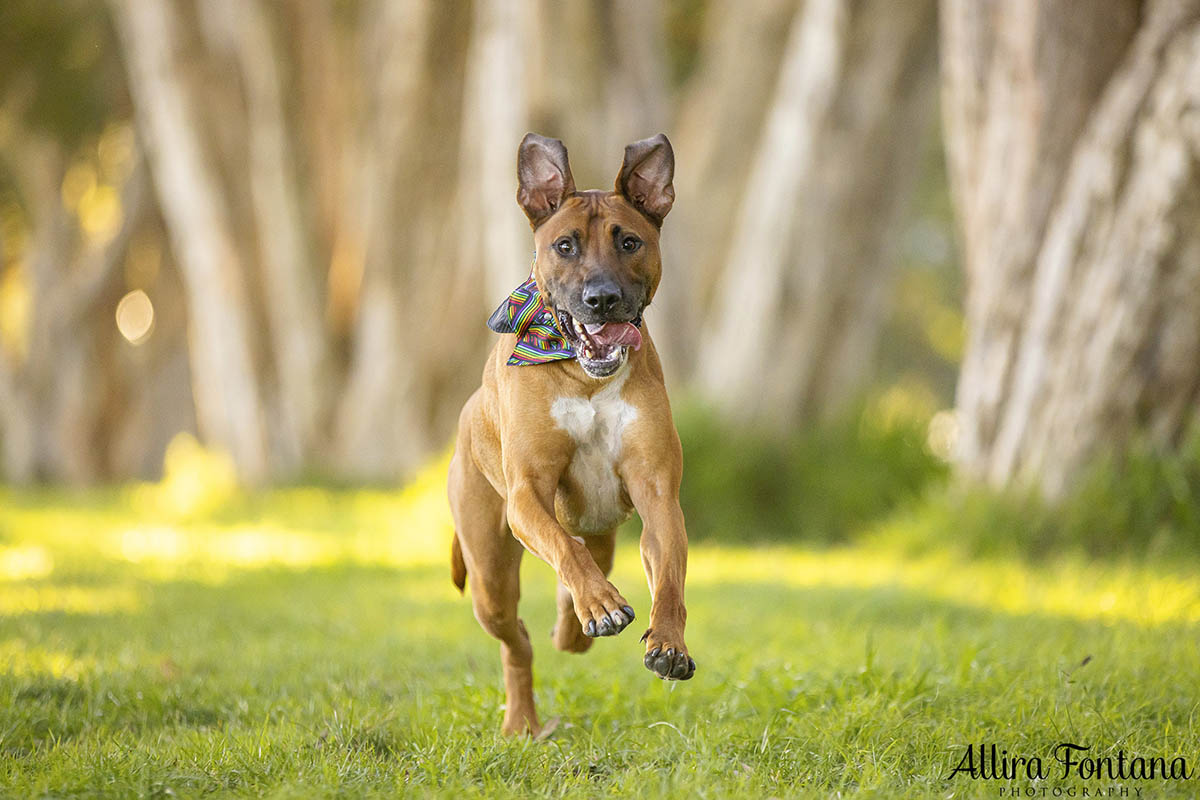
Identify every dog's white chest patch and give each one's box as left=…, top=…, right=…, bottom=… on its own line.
left=550, top=367, right=638, bottom=533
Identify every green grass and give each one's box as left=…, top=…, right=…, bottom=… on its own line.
left=3, top=454, right=1200, bottom=797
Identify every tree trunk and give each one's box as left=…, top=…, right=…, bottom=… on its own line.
left=206, top=0, right=334, bottom=472
left=662, top=0, right=799, bottom=379
left=458, top=0, right=532, bottom=305
left=2, top=138, right=70, bottom=482
left=694, top=0, right=938, bottom=423
left=525, top=0, right=668, bottom=188
left=110, top=0, right=270, bottom=481
left=943, top=0, right=1200, bottom=496
left=332, top=0, right=437, bottom=479
left=0, top=126, right=151, bottom=483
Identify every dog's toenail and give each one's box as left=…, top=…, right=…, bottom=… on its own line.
left=644, top=647, right=661, bottom=669
left=586, top=620, right=597, bottom=637
left=622, top=605, right=635, bottom=621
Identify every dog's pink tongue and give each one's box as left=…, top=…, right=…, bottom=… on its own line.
left=584, top=322, right=642, bottom=350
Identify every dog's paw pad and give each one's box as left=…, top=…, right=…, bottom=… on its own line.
left=643, top=645, right=696, bottom=681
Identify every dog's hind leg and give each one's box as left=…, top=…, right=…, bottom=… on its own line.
left=448, top=445, right=540, bottom=736
left=551, top=530, right=616, bottom=653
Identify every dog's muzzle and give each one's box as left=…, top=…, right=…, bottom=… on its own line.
left=556, top=306, right=643, bottom=378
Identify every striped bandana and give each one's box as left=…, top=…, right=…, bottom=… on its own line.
left=487, top=274, right=576, bottom=365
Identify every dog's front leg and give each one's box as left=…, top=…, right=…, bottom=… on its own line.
left=624, top=453, right=695, bottom=681
left=505, top=469, right=636, bottom=638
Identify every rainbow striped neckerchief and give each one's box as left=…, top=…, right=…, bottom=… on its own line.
left=487, top=273, right=576, bottom=365
left=487, top=271, right=645, bottom=366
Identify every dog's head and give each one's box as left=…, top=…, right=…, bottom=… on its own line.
left=516, top=133, right=675, bottom=379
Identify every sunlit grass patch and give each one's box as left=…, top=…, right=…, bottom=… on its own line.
left=0, top=449, right=456, bottom=582
left=0, top=544, right=53, bottom=580
left=0, top=638, right=99, bottom=680
left=0, top=582, right=140, bottom=615
left=684, top=546, right=1200, bottom=626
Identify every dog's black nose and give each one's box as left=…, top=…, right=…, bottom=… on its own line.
left=582, top=279, right=622, bottom=315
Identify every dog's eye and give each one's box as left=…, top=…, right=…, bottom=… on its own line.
left=621, top=236, right=642, bottom=253
left=554, top=237, right=575, bottom=256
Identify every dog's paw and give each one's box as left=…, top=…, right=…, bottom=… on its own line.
left=575, top=582, right=635, bottom=638
left=641, top=630, right=695, bottom=680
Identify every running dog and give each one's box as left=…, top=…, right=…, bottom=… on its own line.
left=448, top=133, right=693, bottom=736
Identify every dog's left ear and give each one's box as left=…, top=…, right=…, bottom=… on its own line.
left=616, top=134, right=675, bottom=226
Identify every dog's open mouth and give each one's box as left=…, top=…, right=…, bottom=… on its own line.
left=556, top=308, right=642, bottom=378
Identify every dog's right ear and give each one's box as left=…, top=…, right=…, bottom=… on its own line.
left=516, top=133, right=576, bottom=228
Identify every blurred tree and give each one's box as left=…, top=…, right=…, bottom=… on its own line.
left=110, top=0, right=272, bottom=482
left=334, top=0, right=469, bottom=477
left=336, top=0, right=671, bottom=478
left=680, top=0, right=938, bottom=424
left=0, top=1, right=163, bottom=483
left=1, top=0, right=949, bottom=484
left=944, top=0, right=1200, bottom=496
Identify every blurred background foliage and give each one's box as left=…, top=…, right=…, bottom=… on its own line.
left=1, top=0, right=1199, bottom=558
left=0, top=3, right=125, bottom=147
left=675, top=400, right=945, bottom=546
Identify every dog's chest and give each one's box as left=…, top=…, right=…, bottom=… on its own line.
left=550, top=369, right=638, bottom=534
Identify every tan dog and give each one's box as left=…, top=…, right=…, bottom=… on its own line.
left=447, top=133, right=693, bottom=736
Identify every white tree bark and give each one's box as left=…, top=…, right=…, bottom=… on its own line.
left=110, top=0, right=270, bottom=481
left=333, top=0, right=434, bottom=478
left=695, top=0, right=847, bottom=408
left=606, top=0, right=669, bottom=159
left=695, top=0, right=937, bottom=422
left=945, top=0, right=1200, bottom=496
left=459, top=0, right=531, bottom=305
left=944, top=0, right=1138, bottom=479
left=773, top=0, right=937, bottom=419
left=660, top=0, right=799, bottom=378
left=204, top=0, right=334, bottom=472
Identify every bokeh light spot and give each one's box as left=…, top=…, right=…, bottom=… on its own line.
left=0, top=264, right=30, bottom=359
left=79, top=183, right=122, bottom=240
left=926, top=409, right=960, bottom=461
left=61, top=162, right=97, bottom=211
left=115, top=289, right=155, bottom=344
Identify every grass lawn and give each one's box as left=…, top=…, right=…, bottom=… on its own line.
left=2, top=460, right=1200, bottom=798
